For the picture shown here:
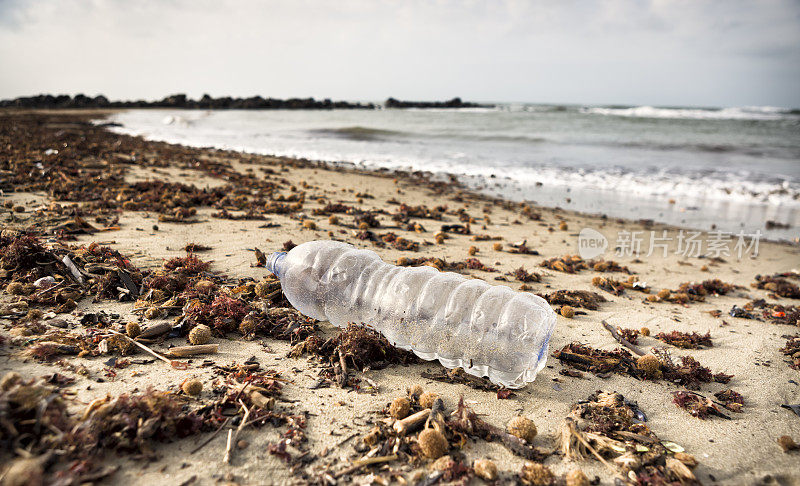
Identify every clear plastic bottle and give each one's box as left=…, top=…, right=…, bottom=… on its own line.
left=266, top=240, right=556, bottom=388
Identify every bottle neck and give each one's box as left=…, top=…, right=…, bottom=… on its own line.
left=265, top=251, right=287, bottom=279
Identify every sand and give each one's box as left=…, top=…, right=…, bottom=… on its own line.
left=1, top=110, right=799, bottom=485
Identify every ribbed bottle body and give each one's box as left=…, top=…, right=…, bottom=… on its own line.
left=276, top=240, right=556, bottom=388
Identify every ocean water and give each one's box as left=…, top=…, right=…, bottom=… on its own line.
left=107, top=104, right=800, bottom=240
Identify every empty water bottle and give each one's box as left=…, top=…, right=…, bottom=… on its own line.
left=266, top=240, right=556, bottom=388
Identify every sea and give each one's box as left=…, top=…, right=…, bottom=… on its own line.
left=107, top=104, right=800, bottom=241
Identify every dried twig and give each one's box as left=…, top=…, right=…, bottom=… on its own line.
left=106, top=329, right=188, bottom=370
left=393, top=409, right=430, bottom=435
left=335, top=454, right=398, bottom=478
left=601, top=320, right=646, bottom=356
left=167, top=344, right=219, bottom=358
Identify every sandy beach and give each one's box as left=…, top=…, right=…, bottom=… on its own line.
left=1, top=110, right=799, bottom=485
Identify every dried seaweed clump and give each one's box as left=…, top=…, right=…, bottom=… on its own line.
left=744, top=299, right=800, bottom=326
left=391, top=203, right=446, bottom=222
left=553, top=343, right=639, bottom=378
left=559, top=391, right=699, bottom=484
left=655, top=350, right=732, bottom=390
left=540, top=255, right=630, bottom=274
left=538, top=290, right=607, bottom=311
left=540, top=255, right=587, bottom=273
left=714, top=389, right=745, bottom=412
left=781, top=335, right=800, bottom=370
left=654, top=331, right=713, bottom=349
left=672, top=391, right=729, bottom=420
left=513, top=267, right=541, bottom=283
left=396, top=256, right=497, bottom=273
left=753, top=274, right=800, bottom=299
left=183, top=294, right=252, bottom=333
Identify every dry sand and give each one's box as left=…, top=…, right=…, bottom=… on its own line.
left=1, top=111, right=800, bottom=485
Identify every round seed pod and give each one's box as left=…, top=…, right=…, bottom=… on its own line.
left=560, top=306, right=575, bottom=318
left=389, top=397, right=411, bottom=419
left=358, top=222, right=369, bottom=230
left=182, top=378, right=203, bottom=396
left=408, top=384, right=424, bottom=398
left=764, top=282, right=778, bottom=291
left=493, top=242, right=503, bottom=251
left=419, top=391, right=439, bottom=409
left=194, top=279, right=216, bottom=293
left=521, top=462, right=554, bottom=486
left=565, top=469, right=590, bottom=486
left=328, top=215, right=339, bottom=225
left=239, top=313, right=258, bottom=335
left=657, top=289, right=671, bottom=300
left=559, top=221, right=568, bottom=231
left=646, top=294, right=658, bottom=302
left=126, top=322, right=142, bottom=338
left=302, top=220, right=317, bottom=230
left=1, top=371, right=22, bottom=391
left=507, top=416, right=537, bottom=443
left=144, top=307, right=163, bottom=320
left=435, top=233, right=445, bottom=244
left=591, top=276, right=602, bottom=286
left=637, top=354, right=660, bottom=374
left=418, top=428, right=448, bottom=459
left=474, top=458, right=498, bottom=481
left=640, top=327, right=651, bottom=336
left=468, top=246, right=478, bottom=256
left=5, top=282, right=24, bottom=295
left=189, top=324, right=212, bottom=345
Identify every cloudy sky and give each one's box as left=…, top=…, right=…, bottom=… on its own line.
left=1, top=0, right=799, bottom=107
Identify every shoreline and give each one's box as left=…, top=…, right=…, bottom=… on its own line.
left=1, top=109, right=800, bottom=484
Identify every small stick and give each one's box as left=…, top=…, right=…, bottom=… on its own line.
left=337, top=347, right=348, bottom=388
left=601, top=320, right=646, bottom=356
left=335, top=454, right=398, bottom=478
left=106, top=330, right=188, bottom=370
left=167, top=344, right=219, bottom=358
left=393, top=409, right=430, bottom=435
left=223, top=429, right=234, bottom=464
left=224, top=400, right=252, bottom=464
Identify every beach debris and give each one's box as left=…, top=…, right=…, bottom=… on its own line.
left=188, top=323, right=213, bottom=344
left=740, top=299, right=800, bottom=326
left=420, top=367, right=502, bottom=393
left=600, top=320, right=646, bottom=355
left=519, top=462, right=555, bottom=485
left=513, top=266, right=541, bottom=283
left=539, top=290, right=607, bottom=310
left=778, top=435, right=800, bottom=452
left=672, top=391, right=730, bottom=419
left=561, top=305, right=575, bottom=318
left=395, top=256, right=497, bottom=273
left=753, top=274, right=800, bottom=299
left=473, top=458, right=498, bottom=481
left=654, top=330, right=713, bottom=349
left=507, top=416, right=538, bottom=443
left=781, top=334, right=800, bottom=370
left=182, top=378, right=203, bottom=396
left=714, top=389, right=744, bottom=412
left=540, top=255, right=629, bottom=274
left=555, top=343, right=731, bottom=389
left=558, top=391, right=699, bottom=484
left=507, top=240, right=539, bottom=255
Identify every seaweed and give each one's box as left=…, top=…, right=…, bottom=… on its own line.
left=654, top=331, right=713, bottom=349
left=513, top=267, right=541, bottom=283
left=781, top=335, right=800, bottom=370
left=538, top=290, right=607, bottom=310
left=754, top=274, right=800, bottom=299
left=559, top=391, right=700, bottom=484
left=672, top=391, right=729, bottom=420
